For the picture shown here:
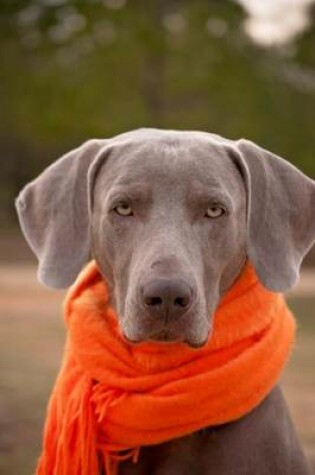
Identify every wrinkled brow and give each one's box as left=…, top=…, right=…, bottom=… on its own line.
left=105, top=182, right=152, bottom=206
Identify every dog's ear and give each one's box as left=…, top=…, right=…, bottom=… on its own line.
left=230, top=139, right=315, bottom=292
left=15, top=139, right=110, bottom=289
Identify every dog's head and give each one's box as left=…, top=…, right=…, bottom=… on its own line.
left=15, top=129, right=315, bottom=347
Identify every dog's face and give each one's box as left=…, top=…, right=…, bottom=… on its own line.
left=15, top=129, right=315, bottom=348
left=91, top=137, right=247, bottom=347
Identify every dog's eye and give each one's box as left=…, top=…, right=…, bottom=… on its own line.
left=205, top=206, right=225, bottom=218
left=114, top=203, right=133, bottom=216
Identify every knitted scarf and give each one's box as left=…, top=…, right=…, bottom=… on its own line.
left=36, top=260, right=295, bottom=475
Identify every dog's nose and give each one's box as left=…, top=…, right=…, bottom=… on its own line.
left=142, top=279, right=193, bottom=321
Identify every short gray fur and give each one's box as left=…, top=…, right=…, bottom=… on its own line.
left=15, top=128, right=314, bottom=473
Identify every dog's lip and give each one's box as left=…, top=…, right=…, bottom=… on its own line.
left=122, top=331, right=209, bottom=348
left=121, top=320, right=212, bottom=347
left=185, top=337, right=209, bottom=349
left=122, top=328, right=184, bottom=345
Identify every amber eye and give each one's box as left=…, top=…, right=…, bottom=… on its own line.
left=205, top=206, right=225, bottom=218
left=114, top=203, right=133, bottom=216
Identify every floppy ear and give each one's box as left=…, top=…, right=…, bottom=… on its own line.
left=15, top=139, right=109, bottom=289
left=231, top=139, right=315, bottom=292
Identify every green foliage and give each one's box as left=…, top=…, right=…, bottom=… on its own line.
left=1, top=0, right=315, bottom=223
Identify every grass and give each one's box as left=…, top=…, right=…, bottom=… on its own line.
left=0, top=266, right=314, bottom=474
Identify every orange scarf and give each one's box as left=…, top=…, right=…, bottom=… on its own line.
left=36, top=260, right=295, bottom=475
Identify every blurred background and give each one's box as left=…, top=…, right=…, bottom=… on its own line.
left=0, top=0, right=315, bottom=473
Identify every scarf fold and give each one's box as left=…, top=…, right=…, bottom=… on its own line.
left=36, top=260, right=295, bottom=475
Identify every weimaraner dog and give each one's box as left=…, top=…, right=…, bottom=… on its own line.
left=16, top=129, right=315, bottom=474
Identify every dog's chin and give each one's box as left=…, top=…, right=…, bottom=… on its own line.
left=122, top=329, right=182, bottom=345
left=122, top=327, right=211, bottom=349
left=148, top=329, right=184, bottom=344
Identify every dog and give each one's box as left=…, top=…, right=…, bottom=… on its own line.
left=15, top=128, right=314, bottom=474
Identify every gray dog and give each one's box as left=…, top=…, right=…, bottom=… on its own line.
left=16, top=129, right=314, bottom=474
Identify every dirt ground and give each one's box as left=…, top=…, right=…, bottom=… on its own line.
left=0, top=263, right=314, bottom=474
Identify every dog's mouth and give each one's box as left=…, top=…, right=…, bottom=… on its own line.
left=120, top=296, right=212, bottom=349
left=123, top=327, right=183, bottom=345
left=123, top=326, right=210, bottom=348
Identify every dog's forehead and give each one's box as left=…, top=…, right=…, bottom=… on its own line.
left=105, top=129, right=239, bottom=189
